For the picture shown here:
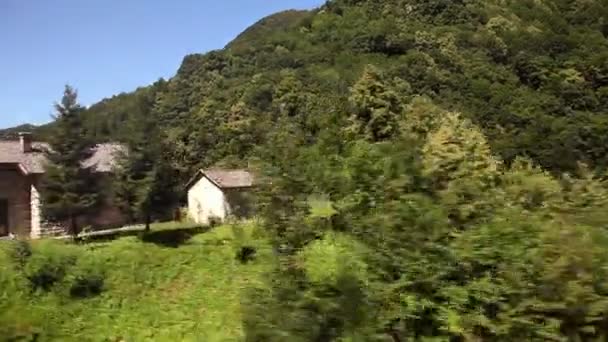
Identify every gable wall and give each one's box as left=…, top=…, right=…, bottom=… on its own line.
left=187, top=176, right=227, bottom=224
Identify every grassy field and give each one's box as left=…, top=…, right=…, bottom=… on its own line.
left=0, top=221, right=272, bottom=341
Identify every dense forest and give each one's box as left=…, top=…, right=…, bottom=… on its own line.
left=3, top=0, right=608, bottom=175
left=4, top=0, right=608, bottom=340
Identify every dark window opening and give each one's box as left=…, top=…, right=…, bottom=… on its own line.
left=0, top=199, right=8, bottom=236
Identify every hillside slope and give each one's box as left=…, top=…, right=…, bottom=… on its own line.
left=0, top=223, right=271, bottom=341
left=227, top=10, right=313, bottom=53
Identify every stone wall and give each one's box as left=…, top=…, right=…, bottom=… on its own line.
left=0, top=169, right=127, bottom=238
left=30, top=183, right=41, bottom=238
left=0, top=168, right=31, bottom=237
left=37, top=174, right=127, bottom=235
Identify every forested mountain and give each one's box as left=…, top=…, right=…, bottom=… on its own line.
left=5, top=1, right=608, bottom=339
left=5, top=0, right=608, bottom=176
left=0, top=124, right=50, bottom=140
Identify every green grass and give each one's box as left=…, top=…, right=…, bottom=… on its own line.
left=0, top=221, right=273, bottom=341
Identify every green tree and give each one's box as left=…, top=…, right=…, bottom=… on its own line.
left=500, top=157, right=562, bottom=211
left=41, top=86, right=99, bottom=238
left=401, top=96, right=444, bottom=139
left=216, top=101, right=257, bottom=160
left=274, top=70, right=306, bottom=118
left=113, top=88, right=178, bottom=231
left=348, top=65, right=403, bottom=142
left=556, top=163, right=608, bottom=226
left=421, top=111, right=501, bottom=225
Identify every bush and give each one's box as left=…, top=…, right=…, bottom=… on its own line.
left=23, top=241, right=78, bottom=292
left=68, top=262, right=105, bottom=299
left=298, top=232, right=369, bottom=286
left=64, top=253, right=106, bottom=298
left=236, top=246, right=257, bottom=264
left=208, top=216, right=222, bottom=228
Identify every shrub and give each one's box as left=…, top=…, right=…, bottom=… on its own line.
left=298, top=232, right=369, bottom=286
left=208, top=216, right=222, bottom=228
left=23, top=241, right=78, bottom=292
left=236, top=246, right=257, bottom=264
left=0, top=246, right=45, bottom=339
left=68, top=259, right=105, bottom=299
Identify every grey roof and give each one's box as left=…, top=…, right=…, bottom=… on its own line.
left=0, top=141, right=47, bottom=174
left=187, top=169, right=254, bottom=190
left=204, top=169, right=254, bottom=189
left=0, top=140, right=124, bottom=174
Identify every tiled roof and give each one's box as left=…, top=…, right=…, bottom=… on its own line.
left=0, top=141, right=123, bottom=174
left=201, top=169, right=254, bottom=189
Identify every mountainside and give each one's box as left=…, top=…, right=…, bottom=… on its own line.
left=226, top=10, right=313, bottom=53
left=0, top=124, right=50, bottom=140
left=6, top=0, right=608, bottom=175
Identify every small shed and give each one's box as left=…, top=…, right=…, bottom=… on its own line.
left=186, top=169, right=255, bottom=225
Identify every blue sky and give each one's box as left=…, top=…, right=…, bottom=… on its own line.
left=0, top=0, right=324, bottom=129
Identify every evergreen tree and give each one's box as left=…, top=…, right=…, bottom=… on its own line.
left=41, top=85, right=98, bottom=237
left=348, top=65, right=404, bottom=142
left=113, top=88, right=178, bottom=231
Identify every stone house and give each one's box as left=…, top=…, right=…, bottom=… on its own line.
left=0, top=133, right=126, bottom=238
left=186, top=169, right=255, bottom=225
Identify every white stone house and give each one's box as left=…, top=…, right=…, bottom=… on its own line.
left=0, top=132, right=127, bottom=238
left=186, top=169, right=255, bottom=225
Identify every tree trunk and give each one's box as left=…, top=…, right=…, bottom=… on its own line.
left=388, top=331, right=402, bottom=342
left=145, top=213, right=151, bottom=232
left=69, top=215, right=78, bottom=240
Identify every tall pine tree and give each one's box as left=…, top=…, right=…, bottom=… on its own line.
left=41, top=85, right=99, bottom=237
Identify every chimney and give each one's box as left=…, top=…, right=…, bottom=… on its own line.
left=19, top=132, right=32, bottom=153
